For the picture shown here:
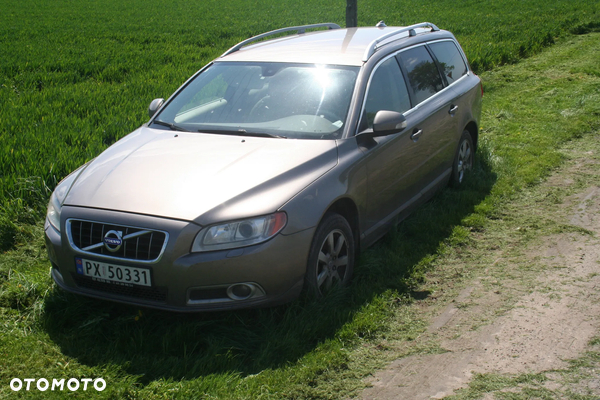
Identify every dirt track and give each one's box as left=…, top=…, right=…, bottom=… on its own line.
left=361, top=136, right=600, bottom=399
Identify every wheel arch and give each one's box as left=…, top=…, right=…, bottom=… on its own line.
left=322, top=197, right=360, bottom=256
left=464, top=121, right=479, bottom=152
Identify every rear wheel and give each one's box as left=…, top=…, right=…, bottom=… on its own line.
left=450, top=130, right=474, bottom=187
left=305, top=213, right=355, bottom=297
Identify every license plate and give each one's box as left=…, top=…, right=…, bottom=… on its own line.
left=76, top=258, right=152, bottom=287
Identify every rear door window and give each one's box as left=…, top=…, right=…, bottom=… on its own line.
left=396, top=46, right=444, bottom=105
left=428, top=41, right=468, bottom=85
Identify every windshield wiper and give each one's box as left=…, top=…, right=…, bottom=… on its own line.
left=198, top=128, right=287, bottom=139
left=153, top=120, right=190, bottom=132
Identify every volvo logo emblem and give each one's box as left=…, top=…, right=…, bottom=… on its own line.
left=103, top=230, right=123, bottom=252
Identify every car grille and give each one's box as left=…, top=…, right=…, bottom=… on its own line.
left=71, top=274, right=168, bottom=303
left=68, top=219, right=167, bottom=262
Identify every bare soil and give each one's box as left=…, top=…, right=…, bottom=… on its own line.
left=361, top=137, right=600, bottom=399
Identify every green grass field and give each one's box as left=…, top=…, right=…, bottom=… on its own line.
left=1, top=0, right=600, bottom=398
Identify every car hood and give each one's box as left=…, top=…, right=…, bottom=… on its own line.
left=65, top=126, right=338, bottom=225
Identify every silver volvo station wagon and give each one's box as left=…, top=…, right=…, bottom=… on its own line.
left=45, top=22, right=483, bottom=311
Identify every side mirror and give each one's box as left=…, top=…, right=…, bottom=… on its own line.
left=148, top=98, right=165, bottom=118
left=372, top=110, right=407, bottom=136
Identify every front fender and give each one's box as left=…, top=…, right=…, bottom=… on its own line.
left=280, top=138, right=367, bottom=235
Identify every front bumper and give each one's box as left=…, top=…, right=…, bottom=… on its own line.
left=45, top=206, right=313, bottom=311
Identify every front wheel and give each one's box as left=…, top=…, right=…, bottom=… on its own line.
left=450, top=130, right=474, bottom=187
left=305, top=213, right=355, bottom=297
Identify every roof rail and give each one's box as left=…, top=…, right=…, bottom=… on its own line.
left=221, top=23, right=341, bottom=58
left=362, top=22, right=440, bottom=62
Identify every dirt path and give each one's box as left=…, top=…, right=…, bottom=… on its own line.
left=361, top=136, right=600, bottom=399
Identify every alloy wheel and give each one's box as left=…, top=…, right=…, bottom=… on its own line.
left=315, top=229, right=349, bottom=294
left=456, top=139, right=472, bottom=183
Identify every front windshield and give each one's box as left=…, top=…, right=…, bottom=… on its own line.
left=152, top=62, right=359, bottom=139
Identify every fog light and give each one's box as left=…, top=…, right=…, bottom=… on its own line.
left=187, top=283, right=266, bottom=305
left=227, top=284, right=254, bottom=300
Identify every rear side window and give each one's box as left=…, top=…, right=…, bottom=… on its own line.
left=397, top=46, right=443, bottom=105
left=429, top=41, right=468, bottom=85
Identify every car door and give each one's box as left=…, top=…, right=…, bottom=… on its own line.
left=427, top=39, right=472, bottom=171
left=396, top=44, right=460, bottom=189
left=358, top=56, right=427, bottom=237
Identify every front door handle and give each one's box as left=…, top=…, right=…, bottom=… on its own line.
left=410, top=129, right=422, bottom=142
left=448, top=105, right=459, bottom=116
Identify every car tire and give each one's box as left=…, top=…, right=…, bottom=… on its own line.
left=450, top=130, right=474, bottom=187
left=305, top=213, right=355, bottom=297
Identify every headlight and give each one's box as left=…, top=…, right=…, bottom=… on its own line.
left=46, top=191, right=62, bottom=231
left=45, top=165, right=87, bottom=232
left=192, top=212, right=287, bottom=252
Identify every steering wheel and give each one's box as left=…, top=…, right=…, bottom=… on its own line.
left=248, top=95, right=271, bottom=121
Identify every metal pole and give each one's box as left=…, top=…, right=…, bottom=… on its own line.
left=346, top=0, right=357, bottom=28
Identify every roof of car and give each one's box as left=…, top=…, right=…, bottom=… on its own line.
left=218, top=26, right=447, bottom=66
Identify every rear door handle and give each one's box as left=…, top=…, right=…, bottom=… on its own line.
left=410, top=129, right=422, bottom=142
left=448, top=105, right=459, bottom=116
